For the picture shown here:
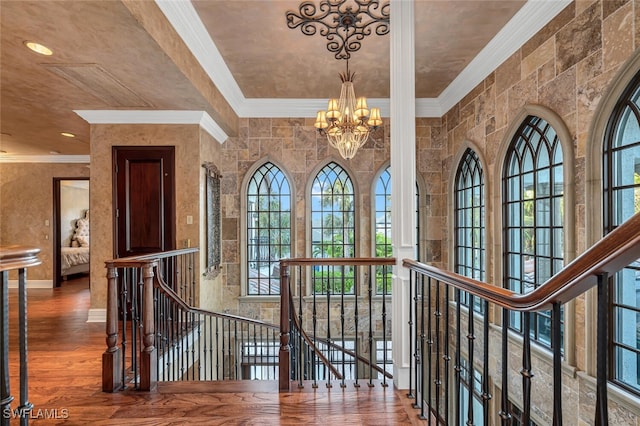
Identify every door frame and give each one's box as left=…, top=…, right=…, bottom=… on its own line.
left=53, top=177, right=90, bottom=287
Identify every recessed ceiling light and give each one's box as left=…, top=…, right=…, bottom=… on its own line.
left=24, top=41, right=53, bottom=56
left=61, top=132, right=75, bottom=138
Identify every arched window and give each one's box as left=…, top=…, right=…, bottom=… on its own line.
left=311, top=162, right=356, bottom=293
left=374, top=166, right=391, bottom=293
left=503, top=116, right=564, bottom=349
left=603, top=71, right=640, bottom=394
left=454, top=148, right=485, bottom=312
left=246, top=162, right=291, bottom=295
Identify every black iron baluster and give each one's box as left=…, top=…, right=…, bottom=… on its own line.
left=498, top=308, right=511, bottom=425
left=235, top=320, right=240, bottom=380
left=407, top=270, right=415, bottom=399
left=354, top=264, right=360, bottom=388
left=482, top=300, right=491, bottom=426
left=454, top=289, right=461, bottom=426
left=595, top=272, right=609, bottom=426
left=221, top=318, right=226, bottom=380
left=120, top=270, right=128, bottom=388
left=180, top=306, right=185, bottom=380
left=434, top=279, right=441, bottom=418
left=1, top=271, right=11, bottom=426
left=418, top=274, right=427, bottom=420
left=312, top=264, right=318, bottom=388
left=17, top=267, right=32, bottom=425
left=196, top=312, right=201, bottom=380
left=326, top=265, right=332, bottom=388
left=232, top=320, right=238, bottom=379
left=132, top=270, right=140, bottom=388
left=368, top=268, right=374, bottom=388
left=155, top=289, right=162, bottom=381
left=443, top=281, right=450, bottom=426
left=551, top=302, right=562, bottom=426
left=202, top=314, right=208, bottom=380
left=299, top=266, right=304, bottom=387
left=172, top=300, right=178, bottom=381
left=521, top=311, right=533, bottom=425
left=426, top=276, right=433, bottom=419
left=468, top=294, right=476, bottom=426
left=381, top=265, right=388, bottom=388
left=215, top=317, right=220, bottom=380
left=340, top=265, right=346, bottom=388
left=254, top=323, right=258, bottom=380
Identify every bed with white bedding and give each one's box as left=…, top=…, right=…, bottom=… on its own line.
left=61, top=210, right=89, bottom=277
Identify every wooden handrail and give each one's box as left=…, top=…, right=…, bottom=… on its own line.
left=0, top=245, right=42, bottom=272
left=154, top=270, right=279, bottom=330
left=403, top=212, right=640, bottom=311
left=280, top=257, right=396, bottom=268
left=105, top=247, right=199, bottom=267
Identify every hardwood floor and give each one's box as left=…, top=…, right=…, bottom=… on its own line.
left=5, top=277, right=427, bottom=425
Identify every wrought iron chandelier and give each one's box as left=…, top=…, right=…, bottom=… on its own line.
left=286, top=0, right=389, bottom=159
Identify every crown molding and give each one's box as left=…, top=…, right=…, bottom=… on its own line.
left=240, top=98, right=392, bottom=118
left=73, top=110, right=228, bottom=143
left=155, top=0, right=245, bottom=112
left=158, top=0, right=570, bottom=119
left=437, top=0, right=572, bottom=114
left=415, top=99, right=442, bottom=118
left=0, top=155, right=90, bottom=163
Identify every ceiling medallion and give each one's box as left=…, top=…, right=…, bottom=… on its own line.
left=286, top=0, right=389, bottom=159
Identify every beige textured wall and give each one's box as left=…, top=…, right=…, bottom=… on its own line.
left=0, top=163, right=90, bottom=280
left=89, top=124, right=204, bottom=311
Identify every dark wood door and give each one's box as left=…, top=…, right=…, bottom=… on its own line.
left=113, top=146, right=175, bottom=258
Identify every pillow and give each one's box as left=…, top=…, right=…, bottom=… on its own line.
left=76, top=235, right=89, bottom=247
left=74, top=218, right=90, bottom=238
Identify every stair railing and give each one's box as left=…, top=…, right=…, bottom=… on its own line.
left=402, top=212, right=640, bottom=425
left=103, top=248, right=287, bottom=391
left=0, top=245, right=41, bottom=426
left=278, top=257, right=396, bottom=391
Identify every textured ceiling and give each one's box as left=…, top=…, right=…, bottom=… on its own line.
left=193, top=0, right=525, bottom=99
left=0, top=0, right=527, bottom=156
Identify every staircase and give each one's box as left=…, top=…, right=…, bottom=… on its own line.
left=101, top=213, right=640, bottom=424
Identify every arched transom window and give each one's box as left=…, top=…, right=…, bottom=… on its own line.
left=311, top=162, right=355, bottom=294
left=503, top=115, right=564, bottom=349
left=603, top=71, right=640, bottom=395
left=454, top=148, right=485, bottom=312
left=246, top=162, right=291, bottom=295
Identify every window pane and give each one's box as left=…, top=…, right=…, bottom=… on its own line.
left=311, top=162, right=355, bottom=294
left=503, top=115, right=564, bottom=350
left=454, top=149, right=486, bottom=311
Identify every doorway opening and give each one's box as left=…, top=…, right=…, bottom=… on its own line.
left=53, top=178, right=90, bottom=287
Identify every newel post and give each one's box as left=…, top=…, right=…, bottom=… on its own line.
left=279, top=263, right=291, bottom=391
left=102, top=263, right=122, bottom=392
left=139, top=261, right=157, bottom=391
